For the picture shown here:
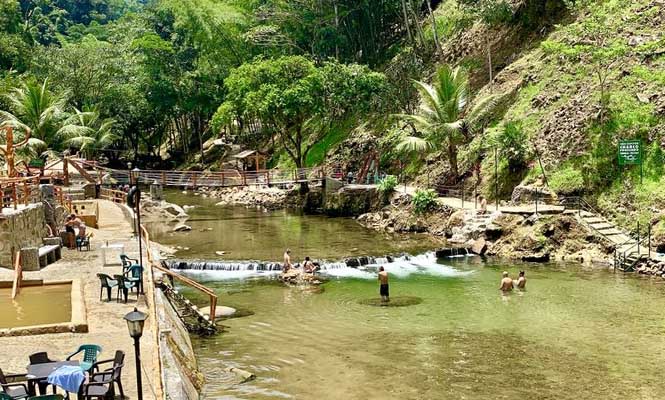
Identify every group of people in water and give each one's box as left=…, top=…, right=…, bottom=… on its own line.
left=282, top=249, right=317, bottom=274
left=500, top=270, right=526, bottom=292
left=282, top=248, right=526, bottom=302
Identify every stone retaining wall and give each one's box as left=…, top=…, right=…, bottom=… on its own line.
left=154, top=287, right=201, bottom=399
left=0, top=204, right=46, bottom=268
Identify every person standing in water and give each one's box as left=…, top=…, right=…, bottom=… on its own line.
left=283, top=249, right=292, bottom=273
left=378, top=266, right=390, bottom=303
left=516, top=271, right=526, bottom=290
left=499, top=271, right=513, bottom=292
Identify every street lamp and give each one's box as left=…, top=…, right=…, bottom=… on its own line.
left=130, top=167, right=144, bottom=293
left=124, top=308, right=148, bottom=400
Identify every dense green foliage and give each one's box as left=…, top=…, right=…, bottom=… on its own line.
left=378, top=175, right=399, bottom=194
left=0, top=0, right=662, bottom=237
left=412, top=188, right=437, bottom=214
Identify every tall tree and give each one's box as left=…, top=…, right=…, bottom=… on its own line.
left=216, top=56, right=388, bottom=168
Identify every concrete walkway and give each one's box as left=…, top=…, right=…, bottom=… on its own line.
left=0, top=200, right=159, bottom=399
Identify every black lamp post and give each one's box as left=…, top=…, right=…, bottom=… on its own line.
left=130, top=167, right=144, bottom=294
left=124, top=308, right=148, bottom=400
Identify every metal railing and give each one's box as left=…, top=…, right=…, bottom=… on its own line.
left=434, top=182, right=479, bottom=209
left=76, top=158, right=326, bottom=188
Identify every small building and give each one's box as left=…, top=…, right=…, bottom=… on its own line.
left=232, top=150, right=267, bottom=171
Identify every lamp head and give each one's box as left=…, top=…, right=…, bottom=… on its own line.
left=124, top=307, right=148, bottom=339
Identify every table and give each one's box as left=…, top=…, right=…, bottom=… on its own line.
left=26, top=361, right=81, bottom=395
left=100, top=243, right=125, bottom=267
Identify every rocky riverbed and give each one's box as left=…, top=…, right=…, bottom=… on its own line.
left=357, top=192, right=612, bottom=264
left=198, top=186, right=294, bottom=210
left=636, top=259, right=665, bottom=278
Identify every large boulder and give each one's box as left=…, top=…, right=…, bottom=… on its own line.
left=511, top=185, right=556, bottom=204
left=470, top=238, right=488, bottom=255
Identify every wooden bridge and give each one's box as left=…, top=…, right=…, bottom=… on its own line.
left=71, top=159, right=329, bottom=188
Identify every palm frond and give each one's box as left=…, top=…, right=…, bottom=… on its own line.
left=396, top=136, right=436, bottom=154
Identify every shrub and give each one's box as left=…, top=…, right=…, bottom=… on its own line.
left=412, top=189, right=437, bottom=214
left=378, top=175, right=398, bottom=194
left=548, top=165, right=585, bottom=195
left=489, top=121, right=529, bottom=169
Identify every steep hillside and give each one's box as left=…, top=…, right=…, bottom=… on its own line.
left=336, top=0, right=665, bottom=237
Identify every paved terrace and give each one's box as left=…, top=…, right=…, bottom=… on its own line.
left=0, top=200, right=160, bottom=399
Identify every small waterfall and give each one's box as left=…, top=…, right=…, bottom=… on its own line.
left=165, top=252, right=472, bottom=280
left=167, top=260, right=284, bottom=272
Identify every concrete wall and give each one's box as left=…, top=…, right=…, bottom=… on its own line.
left=155, top=287, right=202, bottom=400
left=0, top=204, right=46, bottom=268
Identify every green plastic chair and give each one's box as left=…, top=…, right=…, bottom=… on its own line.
left=0, top=393, right=13, bottom=400
left=66, top=345, right=102, bottom=372
left=119, top=254, right=138, bottom=270
left=124, top=265, right=143, bottom=288
left=96, top=274, right=118, bottom=302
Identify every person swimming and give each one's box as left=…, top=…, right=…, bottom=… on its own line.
left=499, top=271, right=513, bottom=292
left=516, top=270, right=526, bottom=290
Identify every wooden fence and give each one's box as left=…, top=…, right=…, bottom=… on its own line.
left=100, top=187, right=126, bottom=204
left=12, top=250, right=22, bottom=299
left=0, top=176, right=41, bottom=210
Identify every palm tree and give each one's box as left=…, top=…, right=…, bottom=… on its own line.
left=0, top=79, right=91, bottom=152
left=400, top=64, right=497, bottom=179
left=397, top=134, right=436, bottom=186
left=62, top=107, right=118, bottom=158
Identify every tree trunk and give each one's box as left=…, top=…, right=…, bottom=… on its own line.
left=425, top=0, right=441, bottom=54
left=448, top=141, right=459, bottom=179
left=486, top=36, right=493, bottom=87
left=401, top=0, right=414, bottom=45
left=334, top=1, right=340, bottom=60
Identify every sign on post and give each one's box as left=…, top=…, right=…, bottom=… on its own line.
left=618, top=140, right=642, bottom=165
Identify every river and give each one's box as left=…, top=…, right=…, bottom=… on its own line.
left=148, top=191, right=665, bottom=400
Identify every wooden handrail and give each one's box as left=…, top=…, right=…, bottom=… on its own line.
left=138, top=222, right=218, bottom=323
left=12, top=250, right=22, bottom=299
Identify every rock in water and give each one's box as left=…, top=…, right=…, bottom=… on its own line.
left=200, top=305, right=237, bottom=318
left=173, top=224, right=192, bottom=232
left=470, top=238, right=487, bottom=255
left=224, top=367, right=255, bottom=383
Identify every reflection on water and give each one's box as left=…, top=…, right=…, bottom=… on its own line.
left=181, top=257, right=665, bottom=400
left=145, top=191, right=440, bottom=261
left=0, top=284, right=71, bottom=328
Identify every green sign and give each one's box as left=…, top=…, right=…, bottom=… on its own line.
left=618, top=140, right=642, bottom=165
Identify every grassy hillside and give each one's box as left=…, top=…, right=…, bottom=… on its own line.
left=357, top=0, right=665, bottom=235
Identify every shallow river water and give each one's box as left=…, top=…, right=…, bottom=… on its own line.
left=149, top=192, right=665, bottom=400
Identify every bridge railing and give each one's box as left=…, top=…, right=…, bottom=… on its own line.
left=100, top=187, right=126, bottom=204
left=133, top=167, right=323, bottom=188
left=0, top=176, right=41, bottom=210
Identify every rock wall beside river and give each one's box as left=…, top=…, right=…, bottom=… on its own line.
left=322, top=185, right=383, bottom=217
